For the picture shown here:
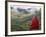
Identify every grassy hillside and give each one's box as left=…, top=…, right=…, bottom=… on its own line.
left=11, top=9, right=41, bottom=31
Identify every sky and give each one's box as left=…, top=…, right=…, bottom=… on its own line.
left=11, top=5, right=41, bottom=15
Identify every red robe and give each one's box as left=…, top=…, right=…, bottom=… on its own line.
left=29, top=16, right=39, bottom=30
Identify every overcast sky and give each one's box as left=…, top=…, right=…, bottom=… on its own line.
left=11, top=5, right=40, bottom=15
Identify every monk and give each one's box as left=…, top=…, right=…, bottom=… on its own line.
left=29, top=16, right=39, bottom=30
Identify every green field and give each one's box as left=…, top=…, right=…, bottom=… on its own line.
left=11, top=9, right=41, bottom=32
